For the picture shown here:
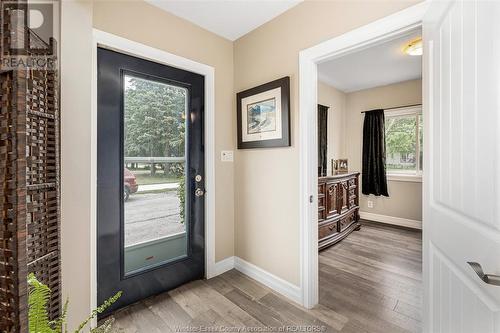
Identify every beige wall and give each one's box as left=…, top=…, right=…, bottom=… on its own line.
left=317, top=81, right=346, bottom=176
left=345, top=79, right=422, bottom=221
left=234, top=0, right=420, bottom=286
left=60, top=1, right=94, bottom=329
left=61, top=0, right=235, bottom=327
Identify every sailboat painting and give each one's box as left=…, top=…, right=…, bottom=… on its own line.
left=247, top=98, right=276, bottom=134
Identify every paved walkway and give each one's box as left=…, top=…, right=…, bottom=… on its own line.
left=137, top=183, right=179, bottom=193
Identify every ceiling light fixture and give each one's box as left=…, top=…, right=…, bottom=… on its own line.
left=403, top=37, right=423, bottom=56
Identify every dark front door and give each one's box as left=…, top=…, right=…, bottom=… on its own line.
left=97, top=47, right=205, bottom=316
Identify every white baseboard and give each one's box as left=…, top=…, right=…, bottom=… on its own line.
left=213, top=256, right=235, bottom=276
left=360, top=211, right=422, bottom=230
left=211, top=256, right=302, bottom=305
left=234, top=257, right=302, bottom=305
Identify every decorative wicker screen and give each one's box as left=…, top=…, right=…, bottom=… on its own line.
left=1, top=2, right=60, bottom=332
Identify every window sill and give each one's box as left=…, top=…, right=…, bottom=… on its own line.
left=387, top=174, right=422, bottom=183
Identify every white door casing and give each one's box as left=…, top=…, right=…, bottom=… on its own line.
left=423, top=1, right=500, bottom=332
left=299, top=2, right=428, bottom=309
left=90, top=30, right=216, bottom=325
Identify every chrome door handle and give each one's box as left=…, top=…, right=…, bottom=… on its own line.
left=195, top=188, right=205, bottom=197
left=467, top=262, right=500, bottom=286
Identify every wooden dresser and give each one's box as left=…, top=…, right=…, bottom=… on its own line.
left=318, top=172, right=361, bottom=250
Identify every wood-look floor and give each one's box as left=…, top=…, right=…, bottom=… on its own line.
left=108, top=221, right=422, bottom=333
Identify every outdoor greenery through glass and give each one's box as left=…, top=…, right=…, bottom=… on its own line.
left=124, top=76, right=186, bottom=161
left=123, top=74, right=188, bottom=274
left=385, top=111, right=423, bottom=175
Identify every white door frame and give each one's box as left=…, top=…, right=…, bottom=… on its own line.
left=298, top=2, right=429, bottom=309
left=90, top=30, right=216, bottom=313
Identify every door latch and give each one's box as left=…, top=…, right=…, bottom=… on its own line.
left=195, top=188, right=205, bottom=197
left=467, top=262, right=500, bottom=286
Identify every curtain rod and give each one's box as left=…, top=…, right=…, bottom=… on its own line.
left=361, top=103, right=422, bottom=113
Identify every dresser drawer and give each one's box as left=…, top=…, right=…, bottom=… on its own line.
left=319, top=221, right=338, bottom=240
left=339, top=211, right=356, bottom=231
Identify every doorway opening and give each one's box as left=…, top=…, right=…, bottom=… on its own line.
left=315, top=26, right=423, bottom=331
left=298, top=1, right=427, bottom=314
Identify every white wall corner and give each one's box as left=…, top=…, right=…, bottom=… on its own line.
left=213, top=256, right=235, bottom=276
left=234, top=257, right=302, bottom=305
left=360, top=211, right=422, bottom=230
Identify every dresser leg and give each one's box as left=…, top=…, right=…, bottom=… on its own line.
left=355, top=223, right=361, bottom=231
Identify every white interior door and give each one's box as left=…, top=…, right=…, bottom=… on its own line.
left=423, top=0, right=500, bottom=332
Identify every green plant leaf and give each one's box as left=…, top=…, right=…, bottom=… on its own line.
left=90, top=318, right=116, bottom=333
left=73, top=291, right=122, bottom=333
left=28, top=273, right=54, bottom=333
left=28, top=273, right=121, bottom=333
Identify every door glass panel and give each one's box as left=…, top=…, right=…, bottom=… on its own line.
left=123, top=73, right=188, bottom=275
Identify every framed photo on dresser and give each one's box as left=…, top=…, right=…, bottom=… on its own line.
left=236, top=76, right=291, bottom=149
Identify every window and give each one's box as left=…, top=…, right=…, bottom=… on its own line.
left=385, top=106, right=422, bottom=177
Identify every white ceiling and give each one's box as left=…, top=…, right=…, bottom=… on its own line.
left=318, top=29, right=422, bottom=93
left=146, top=0, right=302, bottom=41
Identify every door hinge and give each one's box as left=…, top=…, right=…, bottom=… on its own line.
left=309, top=195, right=314, bottom=203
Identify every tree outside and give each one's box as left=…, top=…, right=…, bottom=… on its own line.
left=385, top=114, right=418, bottom=171
left=124, top=75, right=186, bottom=160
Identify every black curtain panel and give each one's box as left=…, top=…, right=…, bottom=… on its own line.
left=318, top=105, right=328, bottom=176
left=362, top=109, right=389, bottom=196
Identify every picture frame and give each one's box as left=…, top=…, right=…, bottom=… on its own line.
left=332, top=159, right=349, bottom=174
left=236, top=76, right=291, bottom=149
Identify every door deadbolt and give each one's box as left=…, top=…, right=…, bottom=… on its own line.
left=195, top=174, right=202, bottom=182
left=195, top=188, right=205, bottom=197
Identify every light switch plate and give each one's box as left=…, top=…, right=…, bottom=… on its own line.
left=221, top=150, right=234, bottom=162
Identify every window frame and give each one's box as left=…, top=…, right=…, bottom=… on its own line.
left=384, top=105, right=423, bottom=182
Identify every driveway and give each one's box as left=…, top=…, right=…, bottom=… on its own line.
left=124, top=191, right=185, bottom=246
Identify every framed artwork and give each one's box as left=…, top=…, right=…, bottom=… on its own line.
left=236, top=76, right=290, bottom=149
left=332, top=159, right=349, bottom=174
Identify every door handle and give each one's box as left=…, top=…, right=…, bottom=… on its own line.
left=467, top=262, right=500, bottom=286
